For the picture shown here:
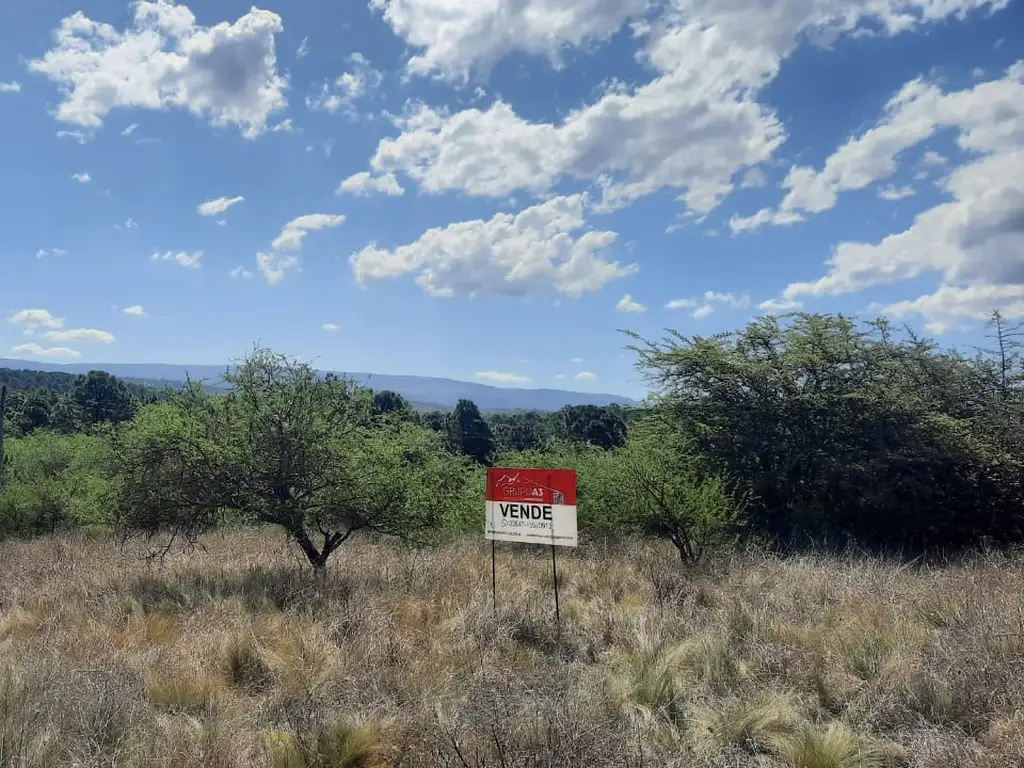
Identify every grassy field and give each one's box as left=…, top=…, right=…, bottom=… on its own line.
left=1, top=531, right=1023, bottom=767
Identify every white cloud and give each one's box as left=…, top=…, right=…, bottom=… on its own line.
left=360, top=0, right=1008, bottom=217
left=217, top=219, right=227, bottom=227
left=296, top=36, right=310, bottom=59
left=322, top=323, right=340, bottom=332
left=71, top=172, right=91, bottom=183
left=256, top=251, right=300, bottom=285
left=270, top=118, right=294, bottom=132
left=692, top=304, right=715, bottom=319
left=877, top=184, right=916, bottom=200
left=43, top=328, right=115, bottom=344
left=337, top=171, right=405, bottom=197
left=35, top=248, right=69, bottom=259
left=780, top=145, right=1024, bottom=316
left=616, top=294, right=646, bottom=313
left=198, top=195, right=245, bottom=216
left=122, top=122, right=138, bottom=136
left=731, top=61, right=1024, bottom=232
left=575, top=371, right=597, bottom=382
left=57, top=129, right=89, bottom=143
left=349, top=194, right=637, bottom=298
left=7, top=309, right=65, bottom=333
left=123, top=304, right=147, bottom=316
left=370, top=0, right=646, bottom=79
left=759, top=297, right=802, bottom=311
left=882, top=283, right=1024, bottom=333
left=665, top=298, right=698, bottom=310
left=272, top=213, right=346, bottom=251
left=11, top=343, right=80, bottom=358
left=741, top=167, right=767, bottom=188
left=0, top=81, right=21, bottom=93
left=230, top=266, right=254, bottom=279
left=475, top=371, right=531, bottom=384
left=29, top=3, right=288, bottom=139
left=152, top=250, right=203, bottom=268
left=666, top=291, right=750, bottom=317
left=307, top=53, right=382, bottom=116
left=921, top=150, right=947, bottom=166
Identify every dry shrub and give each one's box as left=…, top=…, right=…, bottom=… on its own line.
left=775, top=720, right=887, bottom=768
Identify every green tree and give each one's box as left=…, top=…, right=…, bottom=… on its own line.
left=552, top=405, right=628, bottom=450
left=372, top=389, right=412, bottom=419
left=629, top=313, right=1024, bottom=550
left=446, top=399, right=495, bottom=465
left=112, top=349, right=468, bottom=571
left=73, top=370, right=134, bottom=426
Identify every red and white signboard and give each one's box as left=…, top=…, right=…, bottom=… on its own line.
left=486, top=468, right=578, bottom=547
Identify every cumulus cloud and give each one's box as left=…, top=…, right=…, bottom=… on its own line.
left=71, top=172, right=90, bottom=183
left=230, top=265, right=254, bottom=279
left=256, top=251, right=299, bottom=285
left=11, top=343, right=81, bottom=358
left=357, top=0, right=1008, bottom=217
left=7, top=309, right=65, bottom=333
left=307, top=52, right=382, bottom=116
left=58, top=129, right=90, bottom=143
left=122, top=122, right=139, bottom=136
left=780, top=144, right=1024, bottom=330
left=731, top=62, right=1024, bottom=232
left=296, top=36, right=310, bottom=59
left=369, top=0, right=647, bottom=80
left=28, top=2, right=288, bottom=138
left=575, top=371, right=597, bottom=381
left=475, top=371, right=530, bottom=384
left=272, top=214, right=346, bottom=251
left=741, top=167, right=767, bottom=188
left=616, top=294, right=646, bottom=313
left=123, top=304, right=147, bottom=316
left=322, top=323, right=340, bottom=332
left=43, top=328, right=115, bottom=344
left=36, top=248, right=69, bottom=259
left=666, top=291, right=750, bottom=317
left=337, top=171, right=405, bottom=197
left=152, top=250, right=203, bottom=267
left=349, top=194, right=637, bottom=298
left=198, top=195, right=244, bottom=216
left=877, top=184, right=916, bottom=200
left=0, top=81, right=21, bottom=93
left=921, top=150, right=947, bottom=166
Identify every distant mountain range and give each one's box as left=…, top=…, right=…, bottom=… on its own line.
left=0, top=359, right=637, bottom=412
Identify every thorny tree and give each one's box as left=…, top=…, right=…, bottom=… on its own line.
left=113, top=348, right=459, bottom=571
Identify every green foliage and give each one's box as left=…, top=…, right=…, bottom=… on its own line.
left=446, top=399, right=495, bottom=465
left=112, top=349, right=476, bottom=569
left=629, top=313, right=1024, bottom=550
left=0, top=432, right=113, bottom=537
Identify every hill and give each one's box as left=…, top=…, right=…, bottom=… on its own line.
left=0, top=359, right=636, bottom=411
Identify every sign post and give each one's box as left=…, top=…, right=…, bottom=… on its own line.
left=485, top=468, right=578, bottom=626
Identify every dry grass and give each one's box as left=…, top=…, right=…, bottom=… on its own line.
left=0, top=529, right=1022, bottom=767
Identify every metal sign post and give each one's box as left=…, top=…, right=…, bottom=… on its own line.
left=485, top=467, right=577, bottom=630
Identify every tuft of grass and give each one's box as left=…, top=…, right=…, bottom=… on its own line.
left=697, top=691, right=802, bottom=753
left=223, top=634, right=272, bottom=692
left=774, top=720, right=887, bottom=768
left=308, top=718, right=386, bottom=768
left=146, top=671, right=220, bottom=716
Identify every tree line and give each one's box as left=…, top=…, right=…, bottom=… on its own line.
left=2, top=311, right=1024, bottom=569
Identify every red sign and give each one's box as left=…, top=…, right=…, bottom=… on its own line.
left=486, top=468, right=578, bottom=506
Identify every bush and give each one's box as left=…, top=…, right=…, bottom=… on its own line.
left=0, top=432, right=113, bottom=538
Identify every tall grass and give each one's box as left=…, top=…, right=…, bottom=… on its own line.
left=0, top=529, right=1021, bottom=766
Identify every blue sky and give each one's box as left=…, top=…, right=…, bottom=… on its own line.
left=1, top=0, right=1022, bottom=398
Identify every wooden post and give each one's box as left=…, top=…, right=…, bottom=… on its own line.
left=491, top=539, right=497, bottom=615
